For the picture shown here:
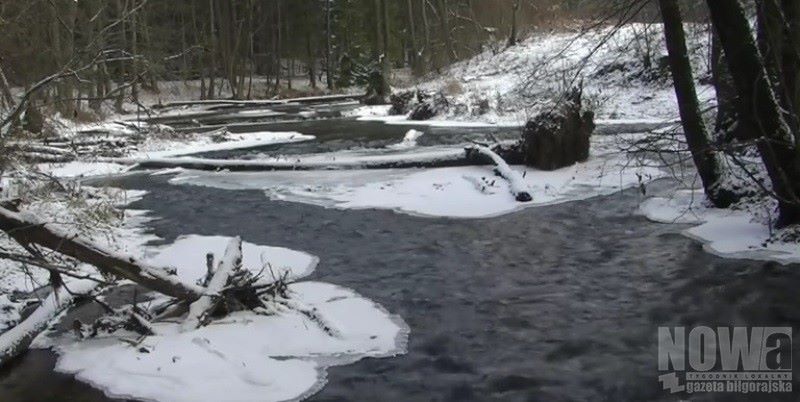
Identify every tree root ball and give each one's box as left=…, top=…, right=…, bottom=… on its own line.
left=521, top=87, right=595, bottom=171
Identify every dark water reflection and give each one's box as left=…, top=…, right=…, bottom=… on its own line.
left=2, top=173, right=798, bottom=402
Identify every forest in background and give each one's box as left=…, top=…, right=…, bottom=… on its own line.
left=0, top=0, right=708, bottom=112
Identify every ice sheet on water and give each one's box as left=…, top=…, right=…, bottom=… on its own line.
left=169, top=136, right=663, bottom=219
left=639, top=190, right=800, bottom=265
left=49, top=235, right=408, bottom=402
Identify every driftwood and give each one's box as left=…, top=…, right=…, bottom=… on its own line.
left=182, top=237, right=242, bottom=331
left=0, top=279, right=99, bottom=366
left=104, top=148, right=478, bottom=171
left=468, top=145, right=533, bottom=202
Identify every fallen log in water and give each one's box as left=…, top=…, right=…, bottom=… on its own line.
left=154, top=93, right=366, bottom=109
left=0, top=279, right=99, bottom=366
left=103, top=147, right=483, bottom=171
left=468, top=145, right=533, bottom=202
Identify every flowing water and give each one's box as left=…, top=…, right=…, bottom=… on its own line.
left=1, top=109, right=798, bottom=402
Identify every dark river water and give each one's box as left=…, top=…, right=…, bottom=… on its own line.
left=1, top=112, right=799, bottom=402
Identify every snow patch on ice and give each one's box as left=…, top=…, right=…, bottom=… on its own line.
left=51, top=235, right=408, bottom=402
left=640, top=190, right=800, bottom=264
left=146, top=235, right=318, bottom=284
left=170, top=136, right=662, bottom=218
left=137, top=131, right=315, bottom=158
left=55, top=281, right=407, bottom=402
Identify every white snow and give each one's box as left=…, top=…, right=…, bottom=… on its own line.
left=51, top=235, right=408, bottom=402
left=170, top=136, right=662, bottom=218
left=36, top=131, right=315, bottom=179
left=388, top=129, right=425, bottom=149
left=181, top=237, right=243, bottom=332
left=388, top=23, right=714, bottom=125
left=136, top=131, right=315, bottom=159
left=469, top=145, right=532, bottom=201
left=114, top=144, right=468, bottom=170
left=0, top=280, right=99, bottom=360
left=36, top=161, right=132, bottom=178
left=640, top=190, right=800, bottom=264
left=146, top=235, right=319, bottom=284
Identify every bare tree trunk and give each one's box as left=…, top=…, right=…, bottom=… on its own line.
left=708, top=0, right=800, bottom=226
left=659, top=0, right=734, bottom=207
left=51, top=0, right=78, bottom=117
left=781, top=0, right=800, bottom=139
left=114, top=0, right=128, bottom=112
left=131, top=0, right=140, bottom=104
left=274, top=0, right=282, bottom=94
left=207, top=0, right=217, bottom=100
left=507, top=0, right=521, bottom=48
left=437, top=0, right=455, bottom=63
left=325, top=0, right=335, bottom=90
left=421, top=0, right=431, bottom=74
left=406, top=0, right=420, bottom=75
left=381, top=0, right=391, bottom=96
left=711, top=31, right=739, bottom=138
left=307, top=33, right=317, bottom=90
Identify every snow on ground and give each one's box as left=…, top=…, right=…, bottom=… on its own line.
left=381, top=23, right=713, bottom=125
left=170, top=135, right=662, bottom=219
left=37, top=161, right=133, bottom=178
left=50, top=235, right=408, bottom=402
left=640, top=190, right=800, bottom=265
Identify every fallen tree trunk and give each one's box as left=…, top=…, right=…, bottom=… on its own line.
left=468, top=145, right=533, bottom=202
left=0, top=279, right=99, bottom=366
left=154, top=93, right=365, bottom=109
left=182, top=237, right=242, bottom=331
left=0, top=206, right=203, bottom=300
left=103, top=147, right=483, bottom=171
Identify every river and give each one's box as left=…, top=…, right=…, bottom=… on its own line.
left=0, top=109, right=797, bottom=402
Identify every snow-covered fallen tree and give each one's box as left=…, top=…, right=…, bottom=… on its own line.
left=103, top=146, right=479, bottom=171
left=468, top=145, right=532, bottom=202
left=0, top=279, right=99, bottom=366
